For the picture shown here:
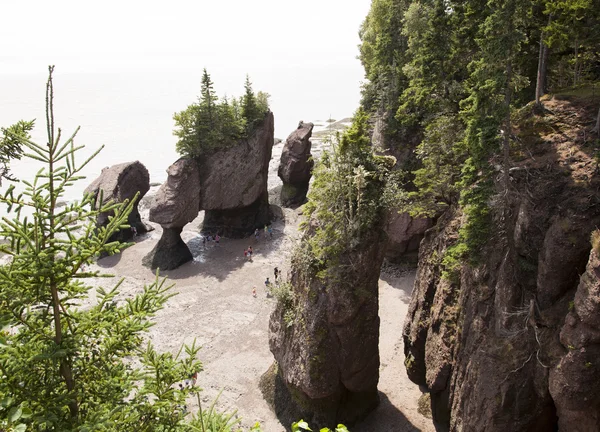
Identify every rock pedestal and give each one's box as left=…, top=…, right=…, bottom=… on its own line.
left=143, top=158, right=200, bottom=270
left=267, top=229, right=386, bottom=427
left=278, top=121, right=314, bottom=207
left=84, top=161, right=150, bottom=242
left=198, top=112, right=275, bottom=237
left=142, top=227, right=192, bottom=270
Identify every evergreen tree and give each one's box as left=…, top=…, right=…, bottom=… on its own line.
left=199, top=68, right=218, bottom=130
left=241, top=74, right=260, bottom=133
left=0, top=67, right=204, bottom=431
left=0, top=120, right=34, bottom=185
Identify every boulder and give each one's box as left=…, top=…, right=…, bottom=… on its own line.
left=385, top=211, right=433, bottom=263
left=277, top=121, right=314, bottom=207
left=84, top=161, right=150, bottom=242
left=200, top=112, right=274, bottom=237
left=143, top=158, right=200, bottom=270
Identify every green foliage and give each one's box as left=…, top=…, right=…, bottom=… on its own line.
left=0, top=67, right=241, bottom=431
left=291, top=419, right=349, bottom=432
left=357, top=0, right=599, bottom=269
left=271, top=281, right=296, bottom=328
left=403, top=114, right=466, bottom=216
left=173, top=70, right=269, bottom=157
left=302, top=110, right=394, bottom=271
left=0, top=120, right=34, bottom=184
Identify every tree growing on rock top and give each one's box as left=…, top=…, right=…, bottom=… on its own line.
left=173, top=70, right=270, bottom=157
left=267, top=109, right=396, bottom=428
left=0, top=67, right=241, bottom=431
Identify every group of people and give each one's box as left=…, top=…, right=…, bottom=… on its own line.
left=260, top=267, right=282, bottom=297
left=254, top=224, right=273, bottom=241
left=202, top=232, right=220, bottom=247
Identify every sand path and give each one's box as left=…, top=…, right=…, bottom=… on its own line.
left=89, top=207, right=435, bottom=431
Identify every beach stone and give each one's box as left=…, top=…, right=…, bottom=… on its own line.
left=84, top=160, right=150, bottom=242
left=268, top=225, right=386, bottom=427
left=278, top=121, right=314, bottom=207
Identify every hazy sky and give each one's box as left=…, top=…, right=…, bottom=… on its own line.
left=1, top=0, right=371, bottom=75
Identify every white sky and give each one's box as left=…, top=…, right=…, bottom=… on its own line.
left=0, top=0, right=372, bottom=74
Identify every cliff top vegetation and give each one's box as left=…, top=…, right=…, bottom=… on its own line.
left=173, top=69, right=270, bottom=158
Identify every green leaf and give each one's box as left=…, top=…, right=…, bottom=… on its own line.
left=8, top=405, right=22, bottom=423
left=20, top=407, right=33, bottom=419
left=14, top=424, right=27, bottom=432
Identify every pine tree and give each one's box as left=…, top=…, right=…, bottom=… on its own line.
left=0, top=120, right=34, bottom=185
left=0, top=67, right=203, bottom=431
left=241, top=74, right=260, bottom=133
left=199, top=68, right=218, bottom=129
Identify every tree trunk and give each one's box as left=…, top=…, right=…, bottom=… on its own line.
left=574, top=38, right=580, bottom=86
left=596, top=106, right=600, bottom=138
left=535, top=15, right=552, bottom=107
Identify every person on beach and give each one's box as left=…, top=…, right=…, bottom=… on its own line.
left=244, top=249, right=248, bottom=258
left=254, top=228, right=260, bottom=241
left=248, top=246, right=253, bottom=260
left=252, top=286, right=257, bottom=297
left=268, top=225, right=273, bottom=239
left=215, top=233, right=220, bottom=244
left=203, top=235, right=206, bottom=247
left=265, top=277, right=271, bottom=288
left=274, top=267, right=279, bottom=282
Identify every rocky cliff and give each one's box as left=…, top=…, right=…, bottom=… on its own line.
left=403, top=96, right=600, bottom=430
left=201, top=112, right=274, bottom=237
left=266, top=225, right=387, bottom=427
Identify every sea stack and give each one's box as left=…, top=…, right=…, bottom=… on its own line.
left=278, top=121, right=314, bottom=207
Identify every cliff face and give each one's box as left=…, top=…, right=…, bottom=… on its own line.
left=403, top=96, right=600, bottom=430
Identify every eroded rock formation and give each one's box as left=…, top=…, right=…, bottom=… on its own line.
left=385, top=211, right=433, bottom=263
left=403, top=98, right=600, bottom=431
left=84, top=161, right=150, bottom=242
left=278, top=121, right=314, bottom=207
left=143, top=158, right=200, bottom=270
left=143, top=113, right=274, bottom=269
left=267, top=226, right=387, bottom=427
left=200, top=112, right=274, bottom=237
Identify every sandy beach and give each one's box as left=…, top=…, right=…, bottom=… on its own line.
left=86, top=203, right=435, bottom=432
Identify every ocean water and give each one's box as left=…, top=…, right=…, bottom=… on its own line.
left=0, top=67, right=361, bottom=202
